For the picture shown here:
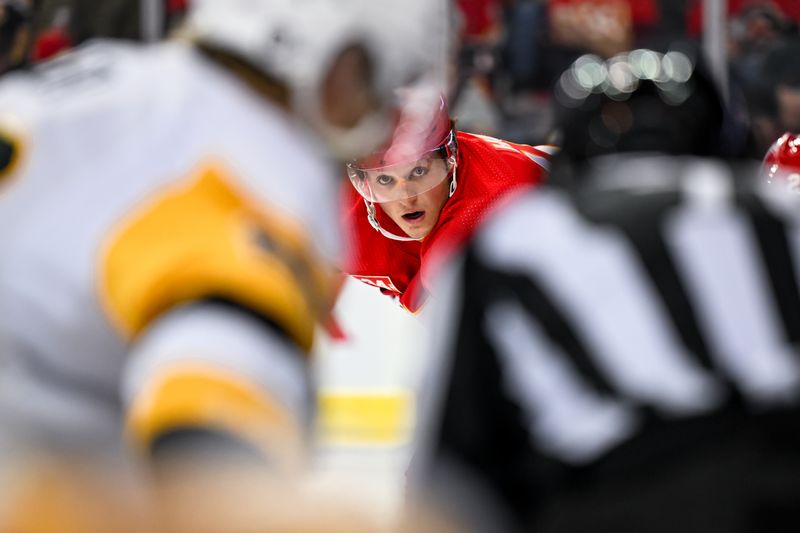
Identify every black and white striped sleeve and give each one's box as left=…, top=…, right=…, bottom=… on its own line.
left=412, top=166, right=800, bottom=527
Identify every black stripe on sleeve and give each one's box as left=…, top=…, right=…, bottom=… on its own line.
left=150, top=426, right=270, bottom=466
left=0, top=137, right=14, bottom=175
left=739, top=194, right=800, bottom=347
left=489, top=267, right=618, bottom=399
left=190, top=296, right=305, bottom=360
left=576, top=189, right=717, bottom=372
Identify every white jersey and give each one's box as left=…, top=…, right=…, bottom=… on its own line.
left=0, top=40, right=340, bottom=457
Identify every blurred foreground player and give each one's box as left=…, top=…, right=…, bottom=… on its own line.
left=0, top=0, right=447, bottom=481
left=408, top=50, right=800, bottom=533
left=342, top=89, right=553, bottom=312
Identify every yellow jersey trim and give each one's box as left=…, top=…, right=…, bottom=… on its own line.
left=98, top=162, right=335, bottom=352
left=126, top=362, right=303, bottom=467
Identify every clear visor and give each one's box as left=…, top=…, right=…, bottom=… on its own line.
left=347, top=133, right=457, bottom=203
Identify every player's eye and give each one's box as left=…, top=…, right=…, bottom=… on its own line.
left=376, top=174, right=395, bottom=186
left=410, top=166, right=428, bottom=178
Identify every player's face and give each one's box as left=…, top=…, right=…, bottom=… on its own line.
left=374, top=156, right=450, bottom=239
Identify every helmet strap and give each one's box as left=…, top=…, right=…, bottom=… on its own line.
left=364, top=200, right=422, bottom=242
left=448, top=161, right=458, bottom=198
left=446, top=131, right=458, bottom=198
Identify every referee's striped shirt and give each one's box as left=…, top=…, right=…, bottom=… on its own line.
left=412, top=155, right=800, bottom=532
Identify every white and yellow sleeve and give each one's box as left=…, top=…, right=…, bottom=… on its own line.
left=122, top=302, right=310, bottom=471
left=98, top=163, right=336, bottom=468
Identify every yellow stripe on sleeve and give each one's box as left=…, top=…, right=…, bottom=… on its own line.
left=126, top=363, right=303, bottom=469
left=99, top=163, right=336, bottom=352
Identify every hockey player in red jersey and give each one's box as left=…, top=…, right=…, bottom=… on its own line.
left=342, top=89, right=555, bottom=312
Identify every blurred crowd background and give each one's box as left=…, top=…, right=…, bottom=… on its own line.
left=3, top=0, right=798, bottom=156
left=450, top=0, right=799, bottom=156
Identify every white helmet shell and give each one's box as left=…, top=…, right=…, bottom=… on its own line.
left=185, top=0, right=452, bottom=159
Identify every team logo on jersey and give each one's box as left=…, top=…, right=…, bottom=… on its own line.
left=352, top=275, right=401, bottom=294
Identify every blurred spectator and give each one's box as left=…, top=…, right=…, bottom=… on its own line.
left=736, top=37, right=800, bottom=154
left=731, top=6, right=789, bottom=54
left=728, top=4, right=794, bottom=89
left=688, top=0, right=800, bottom=37
left=0, top=0, right=31, bottom=74
left=29, top=4, right=71, bottom=61
left=776, top=74, right=800, bottom=133
left=165, top=0, right=188, bottom=32
left=765, top=40, right=800, bottom=133
left=457, top=0, right=504, bottom=43
left=28, top=0, right=191, bottom=63
left=542, top=0, right=664, bottom=81
left=745, top=81, right=781, bottom=154
left=549, top=0, right=641, bottom=58
left=32, top=0, right=140, bottom=45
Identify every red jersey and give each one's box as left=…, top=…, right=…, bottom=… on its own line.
left=342, top=132, right=553, bottom=312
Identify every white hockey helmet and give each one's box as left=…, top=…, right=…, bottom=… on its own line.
left=185, top=0, right=451, bottom=159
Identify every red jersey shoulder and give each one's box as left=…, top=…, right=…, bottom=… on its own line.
left=457, top=131, right=557, bottom=174
left=418, top=134, right=556, bottom=288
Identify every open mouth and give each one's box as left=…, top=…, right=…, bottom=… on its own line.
left=402, top=211, right=425, bottom=221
